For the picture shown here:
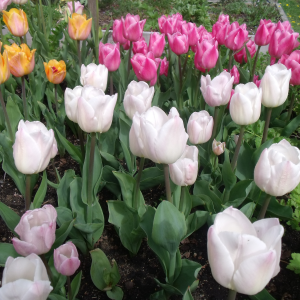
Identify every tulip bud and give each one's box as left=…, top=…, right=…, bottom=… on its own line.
left=254, top=139, right=300, bottom=196
left=230, top=65, right=240, bottom=84
left=194, top=39, right=219, bottom=72
left=122, top=13, right=146, bottom=42
left=44, top=60, right=66, bottom=84
left=280, top=50, right=300, bottom=86
left=234, top=39, right=256, bottom=64
left=187, top=111, right=214, bottom=144
left=129, top=107, right=188, bottom=164
left=0, top=254, right=53, bottom=299
left=225, top=22, right=248, bottom=51
left=80, top=63, right=108, bottom=91
left=113, top=19, right=129, bottom=45
left=12, top=205, right=57, bottom=256
left=13, top=120, right=58, bottom=175
left=158, top=57, right=169, bottom=76
left=54, top=242, right=81, bottom=276
left=158, top=15, right=177, bottom=35
left=212, top=139, right=225, bottom=155
left=68, top=13, right=92, bottom=40
left=169, top=145, right=199, bottom=186
left=0, top=49, right=10, bottom=84
left=77, top=86, right=117, bottom=133
left=181, top=22, right=199, bottom=46
left=253, top=75, right=261, bottom=88
left=201, top=71, right=234, bottom=107
left=260, top=64, right=291, bottom=107
left=64, top=86, right=83, bottom=123
left=148, top=32, right=165, bottom=58
left=132, top=37, right=148, bottom=55
left=254, top=19, right=276, bottom=46
left=67, top=1, right=84, bottom=14
left=167, top=32, right=189, bottom=55
left=3, top=8, right=28, bottom=37
left=191, top=29, right=213, bottom=53
left=212, top=14, right=230, bottom=45
left=0, top=0, right=12, bottom=11
left=99, top=42, right=121, bottom=72
left=123, top=81, right=154, bottom=119
left=208, top=206, right=284, bottom=295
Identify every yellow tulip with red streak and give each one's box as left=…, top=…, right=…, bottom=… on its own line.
left=4, top=44, right=36, bottom=77
left=2, top=8, right=28, bottom=37
left=0, top=42, right=10, bottom=85
left=44, top=60, right=67, bottom=84
left=68, top=13, right=92, bottom=40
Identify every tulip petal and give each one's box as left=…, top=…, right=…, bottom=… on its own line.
left=12, top=238, right=39, bottom=256
left=59, top=257, right=81, bottom=276
left=254, top=148, right=272, bottom=192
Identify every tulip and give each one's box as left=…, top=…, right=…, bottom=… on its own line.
left=191, top=29, right=214, bottom=53
left=187, top=111, right=214, bottom=144
left=112, top=19, right=129, bottom=46
left=44, top=60, right=66, bottom=84
left=201, top=71, right=234, bottom=107
left=99, top=42, right=121, bottom=72
left=253, top=75, right=261, bottom=88
left=123, top=81, right=154, bottom=119
left=226, top=89, right=235, bottom=109
left=12, top=0, right=27, bottom=3
left=230, top=65, right=240, bottom=84
left=212, top=139, right=225, bottom=155
left=230, top=82, right=262, bottom=125
left=181, top=22, right=199, bottom=47
left=77, top=86, right=117, bottom=133
left=4, top=43, right=35, bottom=77
left=194, top=39, right=219, bottom=72
left=132, top=37, right=148, bottom=55
left=131, top=52, right=158, bottom=83
left=254, top=139, right=300, bottom=196
left=255, top=20, right=276, bottom=46
left=121, top=13, right=146, bottom=42
left=234, top=39, right=256, bottom=64
left=148, top=32, right=165, bottom=58
left=208, top=206, right=284, bottom=295
left=129, top=107, right=188, bottom=164
left=54, top=242, right=81, bottom=276
left=80, top=63, right=108, bottom=91
left=0, top=0, right=12, bottom=11
left=3, top=8, right=28, bottom=37
left=280, top=50, right=300, bottom=86
left=169, top=145, right=199, bottom=186
left=156, top=57, right=169, bottom=76
left=225, top=22, right=248, bottom=51
left=167, top=32, right=189, bottom=55
left=64, top=86, right=83, bottom=123
left=260, top=64, right=291, bottom=107
left=212, top=14, right=230, bottom=45
left=0, top=49, right=10, bottom=84
left=67, top=1, right=84, bottom=14
left=68, top=13, right=92, bottom=40
left=158, top=15, right=177, bottom=35
left=0, top=254, right=52, bottom=300
left=12, top=205, right=57, bottom=256
left=275, top=20, right=293, bottom=32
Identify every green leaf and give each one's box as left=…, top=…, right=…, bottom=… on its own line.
left=57, top=170, right=77, bottom=208
left=225, top=180, right=253, bottom=207
left=222, top=149, right=236, bottom=191
left=102, top=165, right=121, bottom=198
left=182, top=288, right=194, bottom=300
left=71, top=271, right=82, bottom=300
left=150, top=290, right=168, bottom=300
left=185, top=211, right=208, bottom=239
left=287, top=253, right=300, bottom=275
left=236, top=142, right=255, bottom=180
left=0, top=202, right=20, bottom=236
left=252, top=139, right=274, bottom=165
left=101, top=151, right=120, bottom=169
left=106, top=286, right=124, bottom=300
left=240, top=202, right=256, bottom=219
left=74, top=223, right=103, bottom=234
left=70, top=178, right=86, bottom=224
left=282, top=114, right=300, bottom=137
left=6, top=96, right=23, bottom=140
left=139, top=167, right=164, bottom=191
left=33, top=171, right=47, bottom=208
left=238, top=66, right=250, bottom=83
left=51, top=219, right=76, bottom=250
left=0, top=243, right=20, bottom=266
left=249, top=288, right=276, bottom=300
left=48, top=294, right=68, bottom=300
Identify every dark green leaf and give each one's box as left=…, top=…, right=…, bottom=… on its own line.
left=106, top=286, right=124, bottom=300
left=249, top=289, right=276, bottom=300
left=281, top=114, right=300, bottom=137
left=0, top=243, right=20, bottom=266
left=236, top=142, right=255, bottom=180
left=222, top=149, right=236, bottom=191
left=226, top=180, right=253, bottom=207
left=33, top=171, right=47, bottom=209
left=71, top=271, right=82, bottom=300
left=0, top=202, right=20, bottom=236
left=57, top=170, right=77, bottom=208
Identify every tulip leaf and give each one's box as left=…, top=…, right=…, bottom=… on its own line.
left=33, top=171, right=47, bottom=209
left=70, top=177, right=86, bottom=224
left=48, top=294, right=68, bottom=300
left=102, top=165, right=121, bottom=198
left=222, top=149, right=237, bottom=191
left=6, top=97, right=23, bottom=139
left=281, top=114, right=300, bottom=137
left=51, top=218, right=76, bottom=251
left=182, top=288, right=194, bottom=300
left=106, top=286, right=124, bottom=300
left=185, top=211, right=208, bottom=239
left=236, top=142, right=255, bottom=180
left=252, top=138, right=274, bottom=165
left=139, top=167, right=164, bottom=191
left=101, top=151, right=120, bottom=170
left=71, top=271, right=82, bottom=300
left=0, top=243, right=20, bottom=266
left=48, top=255, right=67, bottom=293
left=74, top=223, right=103, bottom=234
left=248, top=288, right=276, bottom=300
left=0, top=202, right=20, bottom=237
left=154, top=278, right=182, bottom=295
left=225, top=180, right=254, bottom=208
left=240, top=202, right=256, bottom=219
left=238, top=66, right=250, bottom=84
left=150, top=290, right=168, bottom=300
left=57, top=170, right=77, bottom=209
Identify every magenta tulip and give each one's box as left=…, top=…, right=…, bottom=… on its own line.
left=112, top=19, right=128, bottom=45
left=148, top=32, right=165, bottom=58
left=212, top=14, right=230, bottom=45
left=254, top=20, right=276, bottom=46
left=234, top=39, right=256, bottom=64
left=281, top=50, right=300, bottom=85
left=98, top=42, right=121, bottom=72
left=191, top=29, right=213, bottom=53
left=158, top=57, right=169, bottom=76
left=122, top=13, right=146, bottom=42
left=133, top=37, right=148, bottom=55
left=158, top=15, right=176, bottom=34
left=275, top=21, right=293, bottom=32
left=230, top=65, right=240, bottom=84
left=225, top=22, right=248, bottom=51
left=253, top=75, right=261, bottom=88
left=181, top=22, right=199, bottom=46
left=167, top=32, right=189, bottom=55
left=194, top=39, right=219, bottom=72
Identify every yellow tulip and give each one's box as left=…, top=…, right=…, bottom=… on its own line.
left=0, top=43, right=10, bottom=85
left=4, top=44, right=36, bottom=77
left=68, top=13, right=92, bottom=41
left=44, top=60, right=67, bottom=84
left=2, top=8, right=28, bottom=37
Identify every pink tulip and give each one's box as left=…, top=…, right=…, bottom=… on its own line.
left=148, top=32, right=165, bottom=58
left=194, top=39, right=218, bottom=72
left=226, top=89, right=235, bottom=109
left=212, top=14, right=230, bottom=45
left=122, top=13, right=146, bottom=42
left=112, top=19, right=128, bottom=45
left=225, top=22, right=248, bottom=51
left=133, top=37, right=148, bottom=55
left=158, top=14, right=182, bottom=35
left=254, top=19, right=276, bottom=46
left=181, top=22, right=199, bottom=46
left=230, top=65, right=240, bottom=84
left=67, top=1, right=84, bottom=14
left=99, top=42, right=121, bottom=72
left=159, top=57, right=169, bottom=76
left=270, top=56, right=276, bottom=65
left=253, top=75, right=261, bottom=88
left=281, top=50, right=300, bottom=85
left=191, top=29, right=213, bottom=52
left=131, top=52, right=158, bottom=83
left=234, top=39, right=256, bottom=64
left=167, top=32, right=189, bottom=55
left=0, top=0, right=11, bottom=11
left=275, top=21, right=293, bottom=33
left=54, top=242, right=81, bottom=276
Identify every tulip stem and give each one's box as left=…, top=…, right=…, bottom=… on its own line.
left=72, top=0, right=75, bottom=13
left=35, top=2, right=42, bottom=31
left=211, top=106, right=220, bottom=141
left=178, top=55, right=183, bottom=110
left=54, top=84, right=58, bottom=113
left=231, top=125, right=245, bottom=170
left=38, top=0, right=47, bottom=39
left=163, top=164, right=172, bottom=203
left=228, top=50, right=233, bottom=72
left=218, top=45, right=223, bottom=72
left=287, top=92, right=296, bottom=122
left=41, top=254, right=53, bottom=282
left=251, top=46, right=261, bottom=81
left=182, top=50, right=189, bottom=77
left=95, top=0, right=100, bottom=58
left=77, top=40, right=81, bottom=66
left=179, top=186, right=185, bottom=213
left=51, top=159, right=59, bottom=184
left=110, top=72, right=114, bottom=96
left=21, top=76, right=28, bottom=120
left=25, top=174, right=31, bottom=211
left=127, top=42, right=133, bottom=84
left=67, top=276, right=72, bottom=300
left=133, top=157, right=145, bottom=210
left=258, top=194, right=272, bottom=220
left=0, top=86, right=13, bottom=141
left=261, top=107, right=272, bottom=145
left=227, top=289, right=237, bottom=300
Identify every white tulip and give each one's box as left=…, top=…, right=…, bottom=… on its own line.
left=80, top=63, right=108, bottom=91
left=212, top=139, right=225, bottom=156
left=64, top=85, right=83, bottom=123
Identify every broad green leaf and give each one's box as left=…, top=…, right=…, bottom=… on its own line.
left=51, top=219, right=76, bottom=250
left=222, top=149, right=236, bottom=191
left=282, top=114, right=300, bottom=137
left=71, top=271, right=82, bottom=300
left=249, top=289, right=276, bottom=300
left=57, top=169, right=77, bottom=208
left=0, top=243, right=20, bottom=266
left=185, top=211, right=208, bottom=239
left=236, top=142, right=255, bottom=180
left=74, top=223, right=103, bottom=234
left=139, top=167, right=164, bottom=191
left=226, top=180, right=253, bottom=207
left=0, top=202, right=20, bottom=236
left=182, top=288, right=194, bottom=300
left=106, top=286, right=124, bottom=300
left=33, top=171, right=47, bottom=208
left=70, top=178, right=85, bottom=224
left=101, top=151, right=120, bottom=169
left=240, top=202, right=256, bottom=219
left=6, top=96, right=23, bottom=140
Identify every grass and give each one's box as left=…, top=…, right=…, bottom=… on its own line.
left=278, top=0, right=300, bottom=33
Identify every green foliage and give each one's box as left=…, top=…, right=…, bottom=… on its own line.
left=287, top=253, right=300, bottom=275
left=285, top=183, right=300, bottom=230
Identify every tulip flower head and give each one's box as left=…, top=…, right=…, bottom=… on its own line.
left=0, top=254, right=53, bottom=300
left=254, top=139, right=300, bottom=196
left=4, top=43, right=36, bottom=77
left=132, top=37, right=148, bottom=55
left=121, top=13, right=146, bottom=42
left=225, top=22, right=248, bottom=51
left=194, top=39, right=219, bottom=72
left=230, top=65, right=240, bottom=84
left=12, top=205, right=57, bottom=256
left=67, top=1, right=84, bottom=14
left=158, top=57, right=169, bottom=76
left=0, top=0, right=12, bottom=11
left=167, top=32, right=189, bottom=55
left=80, top=63, right=108, bottom=91
left=68, top=13, right=92, bottom=40
left=44, top=60, right=66, bottom=84
left=148, top=32, right=165, bottom=58
left=0, top=47, right=10, bottom=84
left=255, top=19, right=276, bottom=46
left=253, top=75, right=261, bottom=88
left=181, top=22, right=200, bottom=47
left=113, top=19, right=129, bottom=46
left=99, top=42, right=121, bottom=72
left=280, top=50, right=300, bottom=86
left=3, top=8, right=28, bottom=37
left=234, top=39, right=256, bottom=64
left=64, top=86, right=83, bottom=123
left=208, top=207, right=284, bottom=295
left=158, top=15, right=178, bottom=35
left=212, top=14, right=230, bottom=45
left=212, top=139, right=225, bottom=155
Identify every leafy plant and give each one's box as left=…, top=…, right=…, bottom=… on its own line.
left=287, top=253, right=300, bottom=275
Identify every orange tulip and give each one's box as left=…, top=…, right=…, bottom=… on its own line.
left=68, top=13, right=92, bottom=41
left=4, top=43, right=36, bottom=77
left=44, top=60, right=67, bottom=84
left=3, top=8, right=28, bottom=37
left=0, top=42, right=10, bottom=85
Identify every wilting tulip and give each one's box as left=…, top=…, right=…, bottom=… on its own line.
left=230, top=82, right=262, bottom=125
left=68, top=13, right=92, bottom=40
left=80, top=63, right=108, bottom=91
left=113, top=19, right=129, bottom=46
left=194, top=39, right=219, bottom=72
left=234, top=39, right=256, bottom=64
left=255, top=20, right=276, bottom=46
left=280, top=50, right=300, bottom=86
left=64, top=86, right=83, bottom=123
left=13, top=120, right=57, bottom=174
left=67, top=1, right=84, bottom=14
left=260, top=64, right=291, bottom=107
left=225, top=22, right=248, bottom=51
left=123, top=81, right=154, bottom=119
left=3, top=8, right=28, bottom=37
left=212, top=14, right=230, bottom=45
left=148, top=32, right=165, bottom=58
left=201, top=71, right=234, bottom=107
left=4, top=43, right=35, bottom=77
left=254, top=139, right=300, bottom=196
left=44, top=60, right=66, bottom=84
left=212, top=139, right=225, bottom=155
left=77, top=86, right=117, bottom=133
left=132, top=37, right=148, bottom=55
left=158, top=57, right=169, bottom=76
left=208, top=206, right=284, bottom=295
left=129, top=107, right=188, bottom=164
left=99, top=42, right=121, bottom=72
left=230, top=65, right=240, bottom=84
left=54, top=242, right=81, bottom=276
left=0, top=49, right=10, bottom=84
left=169, top=145, right=198, bottom=186
left=0, top=0, right=11, bottom=11
left=0, top=254, right=52, bottom=300
left=12, top=0, right=27, bottom=3
left=253, top=75, right=261, bottom=87
left=12, top=205, right=57, bottom=256
left=122, top=13, right=146, bottom=42
left=167, top=32, right=189, bottom=55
